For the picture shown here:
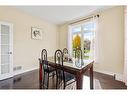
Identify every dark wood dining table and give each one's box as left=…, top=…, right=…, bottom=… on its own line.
left=39, top=57, right=94, bottom=89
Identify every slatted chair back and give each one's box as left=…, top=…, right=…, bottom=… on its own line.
left=54, top=49, right=65, bottom=89
left=41, top=49, right=48, bottom=70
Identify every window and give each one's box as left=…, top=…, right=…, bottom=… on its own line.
left=83, top=22, right=95, bottom=59
left=69, top=21, right=96, bottom=60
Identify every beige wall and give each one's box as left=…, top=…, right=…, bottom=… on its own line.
left=0, top=6, right=124, bottom=75
left=58, top=24, right=68, bottom=50
left=0, top=7, right=58, bottom=74
left=58, top=6, right=124, bottom=74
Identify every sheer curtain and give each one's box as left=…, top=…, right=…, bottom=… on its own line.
left=67, top=25, right=73, bottom=57
left=87, top=17, right=99, bottom=63
left=89, top=19, right=94, bottom=60
left=93, top=17, right=99, bottom=63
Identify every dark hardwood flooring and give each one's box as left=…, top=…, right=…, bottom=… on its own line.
left=0, top=69, right=127, bottom=89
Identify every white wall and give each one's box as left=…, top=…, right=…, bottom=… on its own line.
left=0, top=7, right=59, bottom=74
left=58, top=6, right=124, bottom=75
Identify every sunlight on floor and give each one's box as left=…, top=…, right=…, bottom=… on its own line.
left=65, top=76, right=102, bottom=89
left=83, top=76, right=90, bottom=89
left=94, top=79, right=102, bottom=89
left=83, top=76, right=102, bottom=89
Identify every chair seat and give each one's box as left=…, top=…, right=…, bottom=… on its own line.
left=64, top=72, right=75, bottom=82
left=44, top=66, right=55, bottom=73
left=57, top=71, right=75, bottom=82
left=57, top=71, right=75, bottom=88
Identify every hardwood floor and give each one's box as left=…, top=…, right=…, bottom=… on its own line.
left=93, top=72, right=127, bottom=89
left=0, top=69, right=127, bottom=89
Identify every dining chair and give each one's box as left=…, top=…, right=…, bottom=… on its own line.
left=63, top=48, right=68, bottom=54
left=41, top=49, right=55, bottom=89
left=75, top=48, right=83, bottom=59
left=55, top=49, right=76, bottom=89
left=73, top=48, right=76, bottom=58
left=75, top=48, right=83, bottom=67
left=63, top=48, right=69, bottom=62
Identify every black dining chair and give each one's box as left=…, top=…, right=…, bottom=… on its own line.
left=73, top=48, right=76, bottom=58
left=55, top=49, right=76, bottom=89
left=75, top=48, right=83, bottom=59
left=63, top=48, right=68, bottom=54
left=41, top=49, right=55, bottom=89
left=75, top=48, right=83, bottom=67
left=63, top=48, right=69, bottom=62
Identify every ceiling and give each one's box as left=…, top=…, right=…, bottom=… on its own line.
left=16, top=6, right=113, bottom=25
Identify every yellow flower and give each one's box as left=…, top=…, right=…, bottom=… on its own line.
left=73, top=34, right=81, bottom=49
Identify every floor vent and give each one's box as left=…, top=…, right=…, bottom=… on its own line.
left=13, top=66, right=22, bottom=71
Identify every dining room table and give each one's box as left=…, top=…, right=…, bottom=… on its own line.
left=39, top=57, right=94, bottom=89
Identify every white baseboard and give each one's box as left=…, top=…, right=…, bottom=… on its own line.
left=94, top=69, right=115, bottom=76
left=115, top=74, right=124, bottom=82
left=94, top=68, right=124, bottom=82
left=13, top=67, right=39, bottom=76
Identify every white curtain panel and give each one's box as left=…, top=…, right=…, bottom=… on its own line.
left=67, top=25, right=73, bottom=56
left=89, top=18, right=95, bottom=60
left=88, top=17, right=99, bottom=63
left=93, top=17, right=100, bottom=63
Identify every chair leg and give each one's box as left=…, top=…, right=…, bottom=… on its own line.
left=63, top=80, right=66, bottom=89
left=56, top=71, right=58, bottom=89
left=52, top=72, right=55, bottom=79
left=47, top=73, right=49, bottom=89
left=43, top=72, right=45, bottom=88
left=39, top=80, right=42, bottom=89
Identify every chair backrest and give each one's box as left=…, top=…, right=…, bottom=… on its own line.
left=54, top=49, right=63, bottom=66
left=63, top=48, right=68, bottom=55
left=74, top=48, right=83, bottom=68
left=41, top=49, right=48, bottom=70
left=75, top=48, right=83, bottom=59
left=73, top=48, right=76, bottom=58
left=54, top=49, right=65, bottom=88
left=63, top=48, right=69, bottom=61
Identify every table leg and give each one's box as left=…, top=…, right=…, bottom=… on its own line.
left=76, top=73, right=83, bottom=89
left=90, top=64, right=93, bottom=89
left=39, top=63, right=43, bottom=89
left=39, top=63, right=42, bottom=81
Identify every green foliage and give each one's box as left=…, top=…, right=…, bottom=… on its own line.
left=84, top=49, right=90, bottom=53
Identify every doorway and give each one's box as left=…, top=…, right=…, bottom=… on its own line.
left=0, top=21, right=13, bottom=80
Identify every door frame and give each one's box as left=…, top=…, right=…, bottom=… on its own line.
left=0, top=21, right=13, bottom=80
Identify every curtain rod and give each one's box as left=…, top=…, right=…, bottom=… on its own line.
left=69, top=14, right=99, bottom=25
